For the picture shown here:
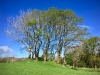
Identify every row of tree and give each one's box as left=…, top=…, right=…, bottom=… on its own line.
left=6, top=8, right=94, bottom=65
left=66, top=37, right=100, bottom=69
left=82, top=37, right=100, bottom=69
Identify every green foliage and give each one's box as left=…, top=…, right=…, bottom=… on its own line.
left=0, top=58, right=8, bottom=63
left=27, top=19, right=38, bottom=26
left=43, top=33, right=50, bottom=39
left=35, top=28, right=43, bottom=36
left=96, top=57, right=100, bottom=67
left=79, top=61, right=87, bottom=67
left=82, top=37, right=100, bottom=68
left=66, top=54, right=72, bottom=65
left=83, top=37, right=99, bottom=54
left=6, top=7, right=89, bottom=64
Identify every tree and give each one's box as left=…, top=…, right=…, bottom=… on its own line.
left=55, top=9, right=88, bottom=64
left=69, top=45, right=83, bottom=68
left=6, top=9, right=39, bottom=59
left=82, top=36, right=100, bottom=69
left=6, top=8, right=89, bottom=63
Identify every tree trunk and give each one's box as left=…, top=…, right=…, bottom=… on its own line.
left=34, top=44, right=37, bottom=60
left=73, top=64, right=75, bottom=69
left=35, top=51, right=38, bottom=61
left=36, top=48, right=40, bottom=61
left=57, top=52, right=61, bottom=64
left=57, top=44, right=62, bottom=64
left=44, top=49, right=47, bottom=63
left=44, top=39, right=50, bottom=63
left=32, top=52, right=34, bottom=59
left=63, top=56, right=67, bottom=66
left=28, top=50, right=31, bottom=59
left=94, top=64, right=97, bottom=70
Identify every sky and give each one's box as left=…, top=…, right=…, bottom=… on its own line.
left=0, top=0, right=100, bottom=58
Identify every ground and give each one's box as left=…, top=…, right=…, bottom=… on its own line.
left=0, top=60, right=100, bottom=75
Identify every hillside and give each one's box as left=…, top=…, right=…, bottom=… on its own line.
left=0, top=60, right=100, bottom=75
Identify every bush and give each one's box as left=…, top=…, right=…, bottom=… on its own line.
left=79, top=61, right=86, bottom=67
left=38, top=57, right=44, bottom=61
left=66, top=54, right=73, bottom=65
left=0, top=58, right=8, bottom=63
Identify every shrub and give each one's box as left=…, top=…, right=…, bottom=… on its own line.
left=0, top=58, right=8, bottom=63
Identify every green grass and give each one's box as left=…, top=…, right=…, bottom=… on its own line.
left=0, top=60, right=100, bottom=75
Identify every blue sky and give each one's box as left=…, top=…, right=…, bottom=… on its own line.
left=0, top=0, right=100, bottom=58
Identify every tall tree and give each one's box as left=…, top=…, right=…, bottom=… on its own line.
left=82, top=36, right=100, bottom=69
left=6, top=8, right=89, bottom=63
left=6, top=9, right=39, bottom=59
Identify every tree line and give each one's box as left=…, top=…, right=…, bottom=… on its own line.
left=6, top=8, right=100, bottom=69
left=66, top=36, right=100, bottom=69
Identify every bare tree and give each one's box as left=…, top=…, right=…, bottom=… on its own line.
left=6, top=9, right=39, bottom=59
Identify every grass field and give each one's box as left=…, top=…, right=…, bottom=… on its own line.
left=0, top=60, right=100, bottom=75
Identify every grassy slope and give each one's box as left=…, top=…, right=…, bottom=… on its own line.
left=0, top=60, right=100, bottom=75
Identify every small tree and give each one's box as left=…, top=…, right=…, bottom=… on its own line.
left=82, top=36, right=100, bottom=68
left=70, top=45, right=83, bottom=68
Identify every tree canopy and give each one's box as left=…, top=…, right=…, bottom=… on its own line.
left=6, top=8, right=89, bottom=64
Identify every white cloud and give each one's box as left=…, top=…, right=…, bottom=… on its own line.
left=79, top=25, right=92, bottom=29
left=80, top=25, right=89, bottom=28
left=0, top=46, right=13, bottom=53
